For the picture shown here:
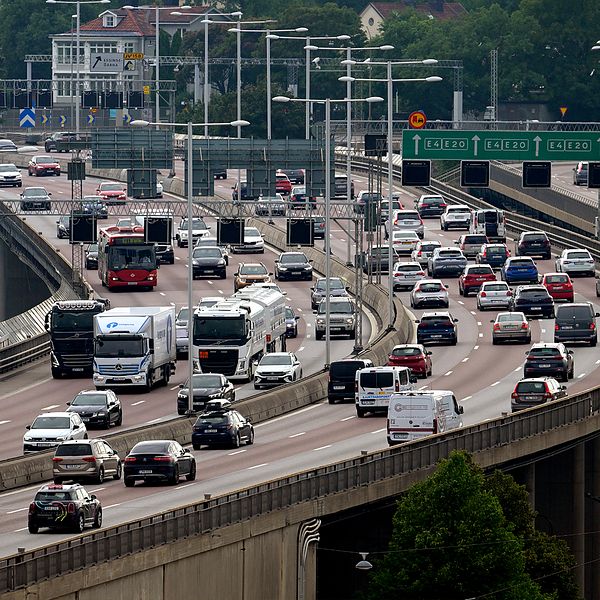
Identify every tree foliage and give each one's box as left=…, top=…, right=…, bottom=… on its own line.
left=366, top=452, right=581, bottom=600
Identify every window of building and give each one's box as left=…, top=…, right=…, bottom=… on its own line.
left=55, top=42, right=83, bottom=66
left=123, top=42, right=135, bottom=54
left=103, top=14, right=116, bottom=28
left=368, top=17, right=375, bottom=26
left=89, top=42, right=118, bottom=54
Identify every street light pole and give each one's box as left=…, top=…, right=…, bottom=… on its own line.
left=155, top=5, right=160, bottom=125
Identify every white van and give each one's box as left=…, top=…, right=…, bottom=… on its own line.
left=355, top=366, right=415, bottom=418
left=386, top=390, right=463, bottom=445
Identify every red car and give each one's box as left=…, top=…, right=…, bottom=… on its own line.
left=275, top=172, right=292, bottom=196
left=28, top=155, right=60, bottom=177
left=387, top=343, right=432, bottom=378
left=542, top=272, right=574, bottom=302
left=458, top=264, right=496, bottom=296
left=96, top=181, right=127, bottom=205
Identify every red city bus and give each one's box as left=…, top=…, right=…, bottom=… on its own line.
left=97, top=225, right=157, bottom=290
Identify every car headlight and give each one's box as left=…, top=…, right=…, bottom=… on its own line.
left=218, top=259, right=225, bottom=266
left=56, top=436, right=66, bottom=441
left=346, top=318, right=354, bottom=324
left=316, top=318, right=325, bottom=325
left=304, top=266, right=312, bottom=270
left=278, top=266, right=288, bottom=271
left=178, top=392, right=188, bottom=399
left=208, top=393, right=221, bottom=399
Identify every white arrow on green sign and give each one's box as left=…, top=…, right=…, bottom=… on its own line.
left=401, top=130, right=600, bottom=161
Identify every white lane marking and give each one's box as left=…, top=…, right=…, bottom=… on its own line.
left=0, top=420, right=11, bottom=426
left=177, top=483, right=197, bottom=490
left=457, top=300, right=464, bottom=305
left=313, top=445, right=332, bottom=451
left=596, top=360, right=600, bottom=365
left=247, top=463, right=269, bottom=470
left=218, top=290, right=224, bottom=295
left=444, top=370, right=453, bottom=376
left=229, top=449, right=246, bottom=456
left=170, top=384, right=180, bottom=391
left=159, top=292, right=166, bottom=296
left=478, top=333, right=483, bottom=337
left=490, top=381, right=500, bottom=387
left=145, top=418, right=163, bottom=424
left=103, top=503, right=121, bottom=510
left=298, top=346, right=305, bottom=352
left=289, top=432, right=306, bottom=438
left=470, top=311, right=476, bottom=315
left=477, top=321, right=482, bottom=326
left=417, top=385, right=428, bottom=390
left=461, top=357, right=469, bottom=362
left=131, top=400, right=146, bottom=406
left=306, top=323, right=312, bottom=328
left=175, top=256, right=181, bottom=261
left=297, top=307, right=303, bottom=313
left=371, top=428, right=386, bottom=434
left=474, top=345, right=479, bottom=350
left=40, top=404, right=60, bottom=411
left=254, top=402, right=323, bottom=427
left=208, top=281, right=213, bottom=286
left=578, top=373, right=586, bottom=379
left=341, top=415, right=356, bottom=422
left=13, top=527, right=28, bottom=532
left=89, top=487, right=105, bottom=493
left=462, top=395, right=472, bottom=401
left=541, top=329, right=546, bottom=333
left=514, top=366, right=521, bottom=372
left=0, top=483, right=42, bottom=498
left=7, top=507, right=28, bottom=514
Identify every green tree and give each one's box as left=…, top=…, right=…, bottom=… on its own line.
left=367, top=451, right=548, bottom=600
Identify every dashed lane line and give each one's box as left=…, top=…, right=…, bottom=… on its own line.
left=313, top=445, right=332, bottom=451
left=247, top=463, right=269, bottom=470
left=289, top=432, right=306, bottom=438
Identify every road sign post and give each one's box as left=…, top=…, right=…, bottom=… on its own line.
left=402, top=130, right=600, bottom=161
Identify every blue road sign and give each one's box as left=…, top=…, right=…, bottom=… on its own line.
left=87, top=114, right=95, bottom=125
left=19, top=108, right=35, bottom=128
left=41, top=114, right=50, bottom=125
left=59, top=115, right=67, bottom=126
left=123, top=113, right=132, bottom=125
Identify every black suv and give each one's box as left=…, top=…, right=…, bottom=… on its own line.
left=177, top=373, right=235, bottom=415
left=274, top=251, right=313, bottom=281
left=192, top=246, right=228, bottom=279
left=416, top=195, right=447, bottom=217
left=28, top=483, right=102, bottom=533
left=554, top=302, right=599, bottom=346
left=328, top=358, right=374, bottom=404
left=516, top=231, right=551, bottom=259
left=509, top=285, right=555, bottom=318
left=192, top=409, right=254, bottom=449
left=524, top=342, right=574, bottom=381
left=45, top=132, right=78, bottom=152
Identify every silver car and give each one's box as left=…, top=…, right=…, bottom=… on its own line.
left=476, top=281, right=513, bottom=310
left=311, top=277, right=349, bottom=309
left=386, top=209, right=424, bottom=239
left=409, top=279, right=449, bottom=309
left=393, top=261, right=426, bottom=291
left=411, top=240, right=442, bottom=267
left=491, top=312, right=531, bottom=344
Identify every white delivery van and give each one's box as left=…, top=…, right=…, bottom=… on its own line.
left=386, top=390, right=463, bottom=446
left=355, top=366, right=415, bottom=418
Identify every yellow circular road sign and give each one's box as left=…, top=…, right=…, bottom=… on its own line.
left=408, top=110, right=427, bottom=129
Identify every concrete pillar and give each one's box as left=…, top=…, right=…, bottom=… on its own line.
left=573, top=444, right=585, bottom=594
left=590, top=438, right=600, bottom=599
left=524, top=462, right=536, bottom=510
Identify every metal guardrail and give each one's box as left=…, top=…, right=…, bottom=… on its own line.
left=1, top=383, right=599, bottom=592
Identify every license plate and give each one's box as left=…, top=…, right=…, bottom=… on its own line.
left=64, top=464, right=82, bottom=469
left=205, top=429, right=217, bottom=433
left=431, top=334, right=443, bottom=338
left=530, top=307, right=542, bottom=311
left=361, top=400, right=375, bottom=405
left=333, top=385, right=345, bottom=390
left=44, top=506, right=59, bottom=511
left=267, top=377, right=279, bottom=381
left=139, top=469, right=153, bottom=474
left=293, top=271, right=301, bottom=275
left=83, top=418, right=90, bottom=422
left=524, top=396, right=539, bottom=401
left=72, top=367, right=83, bottom=372
left=204, top=269, right=213, bottom=273
left=127, top=282, right=137, bottom=285
left=539, top=364, right=551, bottom=368
left=562, top=325, right=573, bottom=329
left=393, top=433, right=408, bottom=440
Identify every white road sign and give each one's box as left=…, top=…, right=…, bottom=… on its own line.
left=90, top=53, right=124, bottom=73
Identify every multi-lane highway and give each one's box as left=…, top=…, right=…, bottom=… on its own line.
left=1, top=160, right=599, bottom=557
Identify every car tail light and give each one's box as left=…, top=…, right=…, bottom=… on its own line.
left=555, top=324, right=560, bottom=331
left=29, top=502, right=37, bottom=514
left=394, top=272, right=401, bottom=277
left=82, top=456, right=96, bottom=463
left=439, top=203, right=447, bottom=208
left=507, top=290, right=513, bottom=296
left=590, top=323, right=596, bottom=330
left=52, top=457, right=63, bottom=462
left=416, top=250, right=422, bottom=256
left=67, top=502, right=75, bottom=514
left=153, top=456, right=173, bottom=462
left=418, top=322, right=426, bottom=329
left=124, top=456, right=137, bottom=463
left=493, top=323, right=500, bottom=331
left=432, top=418, right=438, bottom=434
left=480, top=291, right=487, bottom=297
left=511, top=391, right=518, bottom=399
left=521, top=322, right=529, bottom=330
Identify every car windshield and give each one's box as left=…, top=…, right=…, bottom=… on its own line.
left=523, top=233, right=546, bottom=241
left=422, top=196, right=444, bottom=204
left=487, top=246, right=507, bottom=254
left=193, top=247, right=221, bottom=258
left=438, top=251, right=462, bottom=258
left=131, top=442, right=170, bottom=454
left=392, top=347, right=421, bottom=356
left=241, top=265, right=267, bottom=275
left=421, top=317, right=452, bottom=326
left=330, top=361, right=364, bottom=378
left=545, top=275, right=569, bottom=283
left=557, top=306, right=593, bottom=318
left=181, top=218, right=207, bottom=230
left=519, top=288, right=547, bottom=297
left=285, top=308, right=294, bottom=319
left=397, top=212, right=419, bottom=219
left=316, top=279, right=344, bottom=290
left=35, top=491, right=73, bottom=502
left=245, top=228, right=260, bottom=237
left=55, top=443, right=94, bottom=457
left=318, top=302, right=353, bottom=314
left=23, top=188, right=47, bottom=197
left=101, top=183, right=123, bottom=191
left=419, top=244, right=440, bottom=252
left=516, top=381, right=546, bottom=393
left=71, top=394, right=107, bottom=406
left=359, top=372, right=393, bottom=388
left=177, top=308, right=189, bottom=322
left=197, top=415, right=228, bottom=425
left=0, top=164, right=18, bottom=172
left=31, top=416, right=70, bottom=429
left=418, top=283, right=443, bottom=292
left=260, top=355, right=292, bottom=366
left=394, top=232, right=416, bottom=239
left=190, top=375, right=222, bottom=388
left=510, top=259, right=534, bottom=266
left=396, top=264, right=421, bottom=272
left=464, top=236, right=487, bottom=244
left=281, top=253, right=307, bottom=263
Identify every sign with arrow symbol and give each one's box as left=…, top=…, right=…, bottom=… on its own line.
left=402, top=130, right=600, bottom=161
left=90, top=53, right=124, bottom=73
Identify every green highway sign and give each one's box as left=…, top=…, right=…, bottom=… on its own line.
left=401, top=130, right=600, bottom=161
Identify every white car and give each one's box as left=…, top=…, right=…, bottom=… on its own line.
left=385, top=209, right=424, bottom=239
left=391, top=230, right=420, bottom=254
left=555, top=249, right=595, bottom=277
left=254, top=352, right=302, bottom=389
left=409, top=279, right=449, bottom=309
left=411, top=240, right=442, bottom=266
left=231, top=226, right=265, bottom=254
left=198, top=297, right=223, bottom=308
left=393, top=261, right=426, bottom=291
left=0, top=163, right=22, bottom=187
left=23, top=412, right=87, bottom=454
left=175, top=306, right=190, bottom=357
left=440, top=204, right=472, bottom=230
left=476, top=281, right=513, bottom=311
left=176, top=217, right=211, bottom=247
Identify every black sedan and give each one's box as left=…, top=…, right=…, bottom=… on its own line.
left=274, top=251, right=313, bottom=281
left=509, top=285, right=555, bottom=318
left=67, top=389, right=122, bottom=428
left=285, top=306, right=300, bottom=338
left=123, top=440, right=196, bottom=486
left=177, top=373, right=235, bottom=415
left=192, top=409, right=254, bottom=449
left=85, top=243, right=98, bottom=270
left=192, top=246, right=227, bottom=279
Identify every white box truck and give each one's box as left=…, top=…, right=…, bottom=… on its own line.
left=387, top=390, right=463, bottom=446
left=93, top=306, right=176, bottom=392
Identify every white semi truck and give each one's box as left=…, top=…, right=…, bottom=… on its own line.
left=192, top=286, right=286, bottom=381
left=93, top=306, right=176, bottom=392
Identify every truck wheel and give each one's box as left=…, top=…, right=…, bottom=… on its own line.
left=144, top=371, right=153, bottom=393
left=356, top=407, right=367, bottom=418
left=51, top=367, right=62, bottom=379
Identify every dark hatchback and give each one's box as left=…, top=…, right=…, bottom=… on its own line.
left=123, top=440, right=196, bottom=486
left=509, top=285, right=555, bottom=318
left=177, top=373, right=235, bottom=415
left=28, top=483, right=101, bottom=534
left=192, top=409, right=254, bottom=449
left=416, top=195, right=447, bottom=217
left=327, top=358, right=374, bottom=404
left=554, top=302, right=599, bottom=346
left=524, top=342, right=574, bottom=382
left=476, top=243, right=510, bottom=268
left=274, top=251, right=313, bottom=281
left=516, top=231, right=551, bottom=259
left=280, top=168, right=305, bottom=184
left=416, top=312, right=459, bottom=346
left=192, top=246, right=227, bottom=279
left=67, top=389, right=122, bottom=428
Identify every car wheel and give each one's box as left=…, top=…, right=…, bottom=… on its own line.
left=93, top=508, right=103, bottom=528
left=113, top=462, right=122, bottom=480
left=96, top=467, right=105, bottom=484
left=28, top=522, right=39, bottom=534
left=53, top=478, right=62, bottom=484
left=124, top=478, right=135, bottom=487
left=193, top=443, right=201, bottom=450
left=356, top=407, right=367, bottom=418
left=116, top=411, right=122, bottom=426
left=315, top=331, right=323, bottom=340
left=186, top=461, right=196, bottom=481
left=169, top=466, right=179, bottom=485
left=451, top=336, right=458, bottom=346
left=74, top=513, right=85, bottom=533
left=247, top=429, right=255, bottom=445
left=83, top=433, right=88, bottom=440
left=591, top=337, right=597, bottom=347
left=232, top=433, right=241, bottom=449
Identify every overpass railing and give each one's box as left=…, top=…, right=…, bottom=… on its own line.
left=1, top=384, right=599, bottom=592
